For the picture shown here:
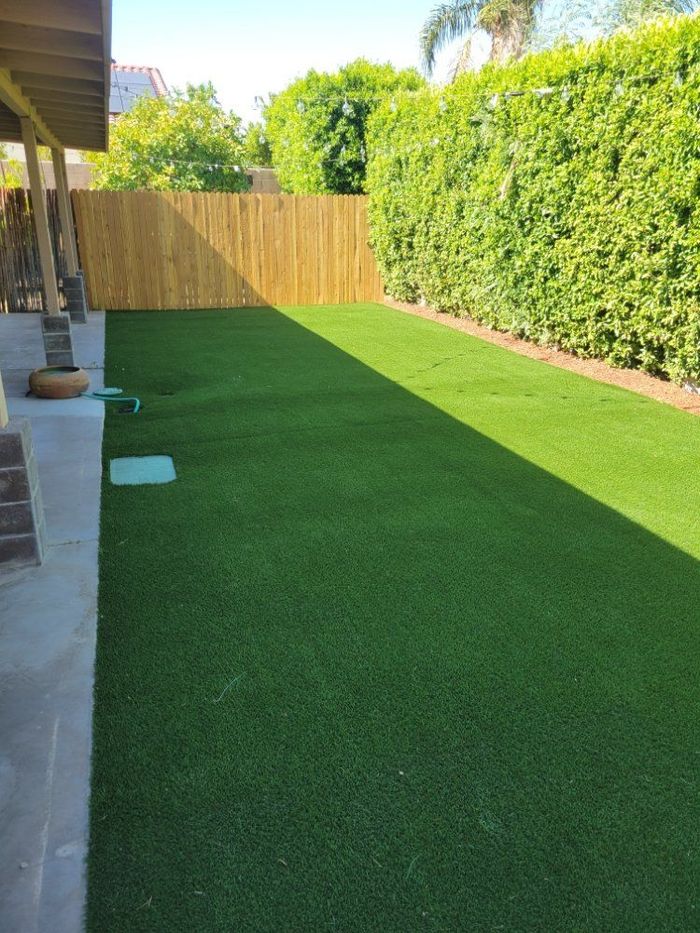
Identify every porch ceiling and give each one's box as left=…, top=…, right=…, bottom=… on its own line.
left=0, top=0, right=112, bottom=152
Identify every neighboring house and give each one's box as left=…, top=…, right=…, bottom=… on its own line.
left=247, top=168, right=281, bottom=193
left=2, top=63, right=281, bottom=193
left=2, top=64, right=169, bottom=188
left=109, top=64, right=168, bottom=121
left=0, top=159, right=93, bottom=189
left=1, top=160, right=283, bottom=194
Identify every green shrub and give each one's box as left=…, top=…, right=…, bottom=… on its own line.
left=88, top=83, right=249, bottom=192
left=265, top=60, right=424, bottom=194
left=242, top=122, right=273, bottom=167
left=367, top=15, right=700, bottom=383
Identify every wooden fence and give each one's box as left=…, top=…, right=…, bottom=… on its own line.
left=72, top=191, right=384, bottom=310
left=0, top=188, right=67, bottom=313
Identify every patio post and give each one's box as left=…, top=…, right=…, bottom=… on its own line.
left=0, top=369, right=8, bottom=430
left=51, top=148, right=79, bottom=277
left=20, top=117, right=75, bottom=366
left=51, top=148, right=89, bottom=323
left=0, top=362, right=46, bottom=567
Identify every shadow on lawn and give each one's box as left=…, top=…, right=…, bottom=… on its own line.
left=91, top=305, right=700, bottom=933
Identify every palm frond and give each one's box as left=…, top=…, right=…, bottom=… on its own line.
left=450, top=33, right=475, bottom=78
left=668, top=0, right=698, bottom=12
left=420, top=1, right=482, bottom=75
left=607, top=0, right=699, bottom=28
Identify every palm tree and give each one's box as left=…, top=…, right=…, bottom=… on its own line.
left=420, top=0, right=699, bottom=77
left=420, top=0, right=543, bottom=75
left=605, top=0, right=698, bottom=28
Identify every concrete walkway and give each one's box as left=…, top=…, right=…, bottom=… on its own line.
left=0, top=313, right=105, bottom=933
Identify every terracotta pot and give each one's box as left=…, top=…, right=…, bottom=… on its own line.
left=29, top=366, right=90, bottom=400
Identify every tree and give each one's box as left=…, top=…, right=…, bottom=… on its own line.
left=599, top=0, right=698, bottom=29
left=420, top=0, right=543, bottom=74
left=539, top=0, right=700, bottom=47
left=87, top=83, right=249, bottom=192
left=242, top=122, right=272, bottom=167
left=0, top=143, right=23, bottom=187
left=264, top=60, right=424, bottom=195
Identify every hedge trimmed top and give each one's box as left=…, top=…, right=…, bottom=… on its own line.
left=367, top=15, right=700, bottom=383
left=265, top=60, right=424, bottom=195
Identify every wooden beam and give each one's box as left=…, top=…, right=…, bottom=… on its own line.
left=0, top=1, right=112, bottom=154
left=44, top=120, right=104, bottom=138
left=52, top=148, right=79, bottom=277
left=40, top=121, right=105, bottom=149
left=52, top=135, right=103, bottom=150
left=38, top=110, right=103, bottom=131
left=29, top=88, right=106, bottom=107
left=51, top=125, right=104, bottom=136
left=0, top=1, right=101, bottom=35
left=46, top=135, right=104, bottom=150
left=0, top=51, right=103, bottom=81
left=0, top=104, right=20, bottom=133
left=44, top=112, right=105, bottom=125
left=38, top=115, right=104, bottom=136
left=51, top=123, right=105, bottom=137
left=0, top=68, right=62, bottom=149
left=21, top=117, right=61, bottom=314
left=100, top=0, right=112, bottom=146
left=53, top=139, right=103, bottom=153
left=47, top=141, right=102, bottom=153
left=16, top=75, right=104, bottom=97
left=38, top=118, right=106, bottom=151
left=47, top=137, right=103, bottom=149
left=41, top=112, right=104, bottom=130
left=0, top=23, right=103, bottom=61
left=38, top=99, right=106, bottom=115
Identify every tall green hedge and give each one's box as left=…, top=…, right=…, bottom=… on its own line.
left=265, top=61, right=424, bottom=195
left=367, top=16, right=700, bottom=383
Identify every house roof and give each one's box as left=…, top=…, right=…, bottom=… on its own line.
left=0, top=0, right=112, bottom=152
left=109, top=65, right=167, bottom=116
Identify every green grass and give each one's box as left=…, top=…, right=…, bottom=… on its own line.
left=89, top=303, right=700, bottom=932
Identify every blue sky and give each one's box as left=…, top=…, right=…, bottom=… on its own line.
left=111, top=0, right=590, bottom=123
left=112, top=0, right=446, bottom=122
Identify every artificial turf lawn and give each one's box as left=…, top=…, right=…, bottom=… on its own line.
left=90, top=303, right=700, bottom=932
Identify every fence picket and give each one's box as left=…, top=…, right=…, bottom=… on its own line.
left=2, top=190, right=384, bottom=312
left=68, top=191, right=383, bottom=310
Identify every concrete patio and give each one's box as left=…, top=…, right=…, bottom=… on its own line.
left=0, top=312, right=105, bottom=933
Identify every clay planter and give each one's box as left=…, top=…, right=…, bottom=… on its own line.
left=29, top=366, right=90, bottom=400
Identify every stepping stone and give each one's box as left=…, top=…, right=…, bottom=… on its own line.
left=109, top=455, right=176, bottom=486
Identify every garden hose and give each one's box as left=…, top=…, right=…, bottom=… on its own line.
left=81, top=387, right=141, bottom=413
